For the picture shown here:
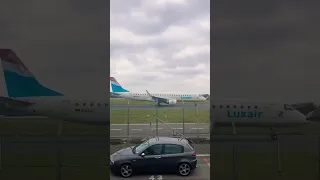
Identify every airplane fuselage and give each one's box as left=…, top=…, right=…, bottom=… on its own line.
left=10, top=96, right=109, bottom=125
left=211, top=100, right=309, bottom=128
left=114, top=92, right=207, bottom=103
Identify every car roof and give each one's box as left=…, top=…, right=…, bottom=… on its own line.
left=147, top=137, right=188, bottom=146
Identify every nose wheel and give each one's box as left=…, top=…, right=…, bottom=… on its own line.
left=270, top=127, right=278, bottom=140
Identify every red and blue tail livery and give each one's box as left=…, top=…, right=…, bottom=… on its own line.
left=0, top=49, right=63, bottom=98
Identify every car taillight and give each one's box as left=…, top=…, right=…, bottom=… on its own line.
left=192, top=153, right=196, bottom=157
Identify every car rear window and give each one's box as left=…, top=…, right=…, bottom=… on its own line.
left=163, top=144, right=183, bottom=154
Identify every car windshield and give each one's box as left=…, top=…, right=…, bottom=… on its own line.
left=134, top=140, right=149, bottom=154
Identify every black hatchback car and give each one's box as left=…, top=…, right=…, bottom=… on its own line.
left=110, top=137, right=197, bottom=178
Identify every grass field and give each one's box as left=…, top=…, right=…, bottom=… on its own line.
left=0, top=119, right=109, bottom=136
left=110, top=99, right=209, bottom=124
left=0, top=151, right=109, bottom=180
left=111, top=109, right=209, bottom=124
left=110, top=98, right=210, bottom=105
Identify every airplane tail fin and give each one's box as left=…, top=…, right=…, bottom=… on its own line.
left=110, top=77, right=129, bottom=92
left=0, top=49, right=63, bottom=98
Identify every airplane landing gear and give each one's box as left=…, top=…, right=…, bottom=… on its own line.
left=270, top=127, right=278, bottom=140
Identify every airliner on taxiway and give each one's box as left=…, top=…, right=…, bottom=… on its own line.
left=110, top=77, right=207, bottom=106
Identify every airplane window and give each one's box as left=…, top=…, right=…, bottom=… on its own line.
left=248, top=106, right=251, bottom=109
left=83, top=103, right=86, bottom=106
left=254, top=106, right=258, bottom=109
left=240, top=106, right=244, bottom=109
left=90, top=103, right=94, bottom=106
left=226, top=105, right=230, bottom=108
left=212, top=105, right=215, bottom=108
left=97, top=103, right=100, bottom=106
left=105, top=103, right=108, bottom=106
left=220, top=105, right=223, bottom=108
left=75, top=103, right=79, bottom=106
left=233, top=105, right=236, bottom=108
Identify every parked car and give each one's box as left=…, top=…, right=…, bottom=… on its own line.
left=110, top=137, right=197, bottom=178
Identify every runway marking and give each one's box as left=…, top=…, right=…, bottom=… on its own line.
left=131, top=129, right=143, bottom=131
left=152, top=128, right=163, bottom=130
left=111, top=129, right=121, bottom=131
left=197, top=154, right=210, bottom=157
left=173, top=128, right=183, bottom=129
left=191, top=128, right=203, bottom=130
left=203, top=158, right=210, bottom=167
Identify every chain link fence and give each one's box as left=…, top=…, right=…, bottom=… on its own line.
left=0, top=137, right=109, bottom=180
left=211, top=135, right=320, bottom=180
left=110, top=107, right=210, bottom=140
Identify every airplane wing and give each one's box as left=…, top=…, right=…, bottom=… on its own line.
left=146, top=90, right=177, bottom=105
left=0, top=96, right=33, bottom=108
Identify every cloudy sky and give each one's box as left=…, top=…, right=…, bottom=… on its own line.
left=0, top=0, right=109, bottom=98
left=110, top=0, right=210, bottom=94
left=212, top=0, right=320, bottom=103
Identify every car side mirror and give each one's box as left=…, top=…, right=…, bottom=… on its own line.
left=140, top=152, right=145, bottom=157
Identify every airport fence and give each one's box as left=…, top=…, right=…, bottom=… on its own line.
left=211, top=135, right=320, bottom=180
left=110, top=107, right=210, bottom=140
left=0, top=137, right=109, bottom=180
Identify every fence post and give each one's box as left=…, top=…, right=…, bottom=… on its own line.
left=317, top=136, right=320, bottom=179
left=182, top=108, right=185, bottom=136
left=156, top=107, right=159, bottom=137
left=196, top=104, right=199, bottom=142
left=276, top=135, right=283, bottom=176
left=55, top=137, right=61, bottom=180
left=127, top=108, right=130, bottom=141
left=0, top=140, right=2, bottom=171
left=233, top=144, right=238, bottom=180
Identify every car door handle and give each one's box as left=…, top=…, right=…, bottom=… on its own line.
left=155, top=156, right=161, bottom=159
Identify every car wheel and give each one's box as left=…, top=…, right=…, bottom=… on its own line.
left=178, top=162, right=191, bottom=176
left=120, top=164, right=133, bottom=178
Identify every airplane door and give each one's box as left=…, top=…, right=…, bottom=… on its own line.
left=59, top=100, right=71, bottom=116
left=266, top=103, right=282, bottom=119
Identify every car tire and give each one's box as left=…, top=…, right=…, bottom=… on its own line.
left=120, top=164, right=133, bottom=178
left=177, top=162, right=191, bottom=176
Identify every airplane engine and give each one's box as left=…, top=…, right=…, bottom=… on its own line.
left=167, top=99, right=177, bottom=105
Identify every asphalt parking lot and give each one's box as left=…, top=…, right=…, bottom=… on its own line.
left=110, top=155, right=210, bottom=180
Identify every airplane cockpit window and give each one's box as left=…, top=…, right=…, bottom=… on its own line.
left=284, top=104, right=294, bottom=110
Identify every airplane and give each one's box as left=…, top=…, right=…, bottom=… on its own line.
left=211, top=98, right=310, bottom=140
left=110, top=77, right=207, bottom=106
left=0, top=49, right=109, bottom=125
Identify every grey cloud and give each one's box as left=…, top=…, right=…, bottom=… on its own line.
left=211, top=0, right=320, bottom=102
left=112, top=0, right=209, bottom=36
left=0, top=0, right=109, bottom=97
